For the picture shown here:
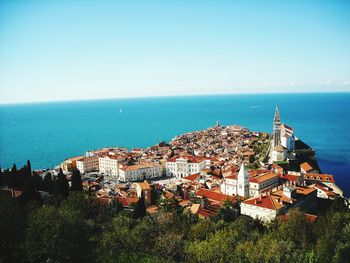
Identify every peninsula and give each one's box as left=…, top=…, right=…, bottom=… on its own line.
left=42, top=105, right=344, bottom=221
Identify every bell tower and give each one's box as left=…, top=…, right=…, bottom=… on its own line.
left=237, top=163, right=249, bottom=197
left=273, top=104, right=281, bottom=147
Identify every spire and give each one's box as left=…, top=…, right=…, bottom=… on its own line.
left=238, top=163, right=248, bottom=180
left=237, top=163, right=249, bottom=197
left=274, top=104, right=281, bottom=123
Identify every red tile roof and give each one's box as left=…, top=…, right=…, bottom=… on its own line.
left=196, top=189, right=236, bottom=203
left=182, top=173, right=200, bottom=182
left=167, top=155, right=206, bottom=163
left=300, top=162, right=313, bottom=172
left=304, top=173, right=335, bottom=183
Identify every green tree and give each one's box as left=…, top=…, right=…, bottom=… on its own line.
left=26, top=160, right=32, bottom=177
left=0, top=196, right=27, bottom=263
left=213, top=200, right=239, bottom=223
left=132, top=194, right=146, bottom=219
left=55, top=169, right=69, bottom=198
left=25, top=201, right=93, bottom=262
left=42, top=172, right=54, bottom=193
left=71, top=169, right=83, bottom=192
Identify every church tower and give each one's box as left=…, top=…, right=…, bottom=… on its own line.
left=273, top=104, right=281, bottom=147
left=237, top=163, right=249, bottom=197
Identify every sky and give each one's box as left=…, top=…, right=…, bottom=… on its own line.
left=0, top=0, right=350, bottom=104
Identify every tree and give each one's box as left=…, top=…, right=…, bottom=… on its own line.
left=19, top=175, right=42, bottom=205
left=55, top=169, right=69, bottom=198
left=213, top=200, right=239, bottom=222
left=0, top=196, right=27, bottom=263
left=70, top=169, right=83, bottom=192
left=42, top=172, right=54, bottom=193
left=151, top=187, right=159, bottom=205
left=26, top=160, right=32, bottom=177
left=31, top=171, right=42, bottom=191
left=132, top=194, right=146, bottom=219
left=25, top=203, right=93, bottom=262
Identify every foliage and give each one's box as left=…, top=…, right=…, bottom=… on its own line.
left=1, top=163, right=350, bottom=263
left=71, top=168, right=83, bottom=192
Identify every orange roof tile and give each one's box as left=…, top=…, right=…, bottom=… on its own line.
left=300, top=162, right=313, bottom=172
left=196, top=188, right=236, bottom=203
left=304, top=173, right=335, bottom=183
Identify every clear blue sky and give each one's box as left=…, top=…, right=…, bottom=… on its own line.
left=1, top=0, right=350, bottom=103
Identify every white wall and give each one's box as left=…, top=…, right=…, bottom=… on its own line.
left=241, top=203, right=277, bottom=222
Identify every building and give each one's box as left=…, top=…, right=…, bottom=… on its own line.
left=249, top=172, right=280, bottom=196
left=280, top=124, right=295, bottom=150
left=135, top=182, right=152, bottom=206
left=60, top=156, right=84, bottom=174
left=99, top=155, right=119, bottom=177
left=241, top=185, right=317, bottom=222
left=272, top=104, right=281, bottom=147
left=165, top=155, right=206, bottom=178
left=271, top=145, right=288, bottom=162
left=221, top=166, right=279, bottom=197
left=300, top=162, right=316, bottom=174
left=76, top=156, right=99, bottom=174
left=119, top=163, right=162, bottom=182
left=270, top=105, right=295, bottom=162
left=304, top=173, right=343, bottom=197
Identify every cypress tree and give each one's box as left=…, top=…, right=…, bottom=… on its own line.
left=133, top=193, right=146, bottom=218
left=55, top=169, right=69, bottom=198
left=70, top=169, right=83, bottom=192
left=42, top=172, right=54, bottom=193
left=26, top=160, right=32, bottom=177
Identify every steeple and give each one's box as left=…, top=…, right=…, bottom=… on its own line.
left=237, top=163, right=249, bottom=197
left=274, top=104, right=281, bottom=123
left=273, top=104, right=281, bottom=147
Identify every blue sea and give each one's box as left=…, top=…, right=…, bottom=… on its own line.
left=1, top=93, right=350, bottom=196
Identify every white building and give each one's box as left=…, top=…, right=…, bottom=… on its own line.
left=221, top=166, right=279, bottom=197
left=271, top=145, right=287, bottom=162
left=237, top=163, right=249, bottom=197
left=165, top=155, right=206, bottom=178
left=76, top=156, right=99, bottom=174
left=280, top=124, right=295, bottom=150
left=99, top=155, right=119, bottom=177
left=119, top=163, right=162, bottom=182
left=241, top=186, right=317, bottom=222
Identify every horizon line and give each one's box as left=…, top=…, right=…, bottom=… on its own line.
left=1, top=90, right=350, bottom=106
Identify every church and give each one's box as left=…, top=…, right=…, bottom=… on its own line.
left=270, top=105, right=295, bottom=162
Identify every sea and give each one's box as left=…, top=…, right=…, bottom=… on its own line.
left=1, top=93, right=350, bottom=196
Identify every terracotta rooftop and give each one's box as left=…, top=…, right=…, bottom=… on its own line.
left=167, top=155, right=206, bottom=163
left=136, top=182, right=151, bottom=190
left=249, top=172, right=278, bottom=183
left=300, top=162, right=313, bottom=172
left=243, top=186, right=316, bottom=211
left=120, top=163, right=160, bottom=171
left=182, top=173, right=200, bottom=182
left=196, top=188, right=236, bottom=203
left=304, top=173, right=335, bottom=183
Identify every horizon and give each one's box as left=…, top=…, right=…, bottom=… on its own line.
left=1, top=0, right=350, bottom=104
left=0, top=90, right=350, bottom=106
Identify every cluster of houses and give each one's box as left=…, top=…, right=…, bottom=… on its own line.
left=56, top=106, right=344, bottom=222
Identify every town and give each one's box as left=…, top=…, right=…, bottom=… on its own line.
left=1, top=105, right=349, bottom=263
left=24, top=105, right=343, bottom=222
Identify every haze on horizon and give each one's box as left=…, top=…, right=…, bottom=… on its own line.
left=1, top=0, right=350, bottom=104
